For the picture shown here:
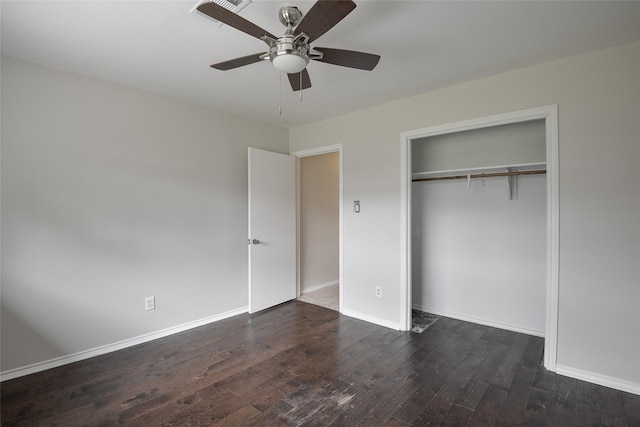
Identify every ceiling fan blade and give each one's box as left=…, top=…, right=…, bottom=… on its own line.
left=313, top=47, right=380, bottom=71
left=197, top=2, right=276, bottom=40
left=211, top=53, right=266, bottom=70
left=294, top=0, right=356, bottom=43
left=288, top=69, right=312, bottom=91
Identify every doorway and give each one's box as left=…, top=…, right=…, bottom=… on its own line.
left=291, top=144, right=343, bottom=312
left=400, top=106, right=559, bottom=371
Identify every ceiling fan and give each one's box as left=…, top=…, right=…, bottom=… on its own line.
left=197, top=0, right=380, bottom=91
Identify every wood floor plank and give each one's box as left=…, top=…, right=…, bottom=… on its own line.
left=468, top=383, right=510, bottom=426
left=532, top=364, right=557, bottom=392
left=622, top=392, right=640, bottom=426
left=245, top=371, right=302, bottom=412
left=442, top=403, right=475, bottom=426
left=333, top=320, right=465, bottom=425
left=282, top=378, right=355, bottom=425
left=547, top=375, right=578, bottom=427
left=392, top=327, right=488, bottom=424
left=211, top=404, right=261, bottom=426
left=575, top=380, right=602, bottom=427
left=599, top=383, right=629, bottom=422
left=350, top=378, right=424, bottom=427
left=2, top=301, right=640, bottom=426
left=524, top=385, right=551, bottom=426
left=413, top=338, right=491, bottom=424
left=491, top=333, right=530, bottom=389
left=495, top=365, right=537, bottom=425
left=455, top=341, right=509, bottom=411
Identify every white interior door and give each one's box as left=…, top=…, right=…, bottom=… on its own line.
left=248, top=147, right=296, bottom=313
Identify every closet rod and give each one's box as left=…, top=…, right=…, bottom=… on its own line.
left=413, top=169, right=546, bottom=183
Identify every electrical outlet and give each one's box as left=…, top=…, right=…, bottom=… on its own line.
left=375, top=286, right=382, bottom=297
left=145, top=296, right=155, bottom=311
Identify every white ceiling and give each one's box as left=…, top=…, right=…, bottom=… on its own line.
left=2, top=1, right=640, bottom=128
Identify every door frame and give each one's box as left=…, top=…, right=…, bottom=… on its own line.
left=400, top=105, right=559, bottom=371
left=290, top=144, right=344, bottom=312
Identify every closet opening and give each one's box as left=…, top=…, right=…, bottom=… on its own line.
left=400, top=106, right=559, bottom=371
left=412, top=120, right=546, bottom=335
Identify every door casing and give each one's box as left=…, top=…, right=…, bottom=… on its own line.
left=291, top=144, right=344, bottom=312
left=400, top=105, right=559, bottom=371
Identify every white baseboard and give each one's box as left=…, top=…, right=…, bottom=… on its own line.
left=555, top=364, right=640, bottom=396
left=412, top=304, right=545, bottom=337
left=0, top=306, right=248, bottom=382
left=341, top=308, right=402, bottom=331
left=300, top=280, right=339, bottom=294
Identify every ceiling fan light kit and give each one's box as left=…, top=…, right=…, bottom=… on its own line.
left=263, top=9, right=313, bottom=75
left=271, top=52, right=308, bottom=74
left=197, top=0, right=380, bottom=91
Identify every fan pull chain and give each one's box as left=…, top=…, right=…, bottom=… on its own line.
left=279, top=72, right=283, bottom=117
left=299, top=72, right=303, bottom=102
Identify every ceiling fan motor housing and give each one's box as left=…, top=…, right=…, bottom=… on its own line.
left=269, top=34, right=310, bottom=73
left=267, top=6, right=309, bottom=73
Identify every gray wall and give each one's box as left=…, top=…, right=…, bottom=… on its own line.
left=412, top=120, right=546, bottom=172
left=1, top=56, right=289, bottom=372
left=412, top=176, right=546, bottom=335
left=290, top=41, right=640, bottom=391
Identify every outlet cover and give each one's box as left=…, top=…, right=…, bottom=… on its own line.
left=145, top=296, right=155, bottom=311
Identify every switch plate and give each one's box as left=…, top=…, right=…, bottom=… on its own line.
left=354, top=200, right=360, bottom=213
left=145, top=296, right=155, bottom=311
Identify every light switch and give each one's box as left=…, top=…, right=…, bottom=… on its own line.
left=354, top=200, right=360, bottom=213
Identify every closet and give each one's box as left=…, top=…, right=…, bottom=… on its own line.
left=411, top=120, right=546, bottom=336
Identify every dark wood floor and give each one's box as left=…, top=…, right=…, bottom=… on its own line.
left=2, top=301, right=639, bottom=426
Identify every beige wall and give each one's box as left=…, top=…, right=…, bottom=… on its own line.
left=290, top=41, right=640, bottom=390
left=1, top=56, right=289, bottom=372
left=299, top=152, right=339, bottom=293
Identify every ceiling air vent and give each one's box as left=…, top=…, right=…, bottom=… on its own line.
left=209, top=0, right=243, bottom=11
left=190, top=0, right=252, bottom=24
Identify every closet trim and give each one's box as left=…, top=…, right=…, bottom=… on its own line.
left=399, top=105, right=559, bottom=372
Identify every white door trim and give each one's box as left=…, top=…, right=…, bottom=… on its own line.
left=400, top=105, right=559, bottom=371
left=291, top=144, right=344, bottom=313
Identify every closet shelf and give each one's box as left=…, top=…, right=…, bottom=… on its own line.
left=412, top=162, right=546, bottom=182
left=412, top=162, right=546, bottom=200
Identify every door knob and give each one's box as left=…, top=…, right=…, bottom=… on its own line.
left=251, top=239, right=261, bottom=245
